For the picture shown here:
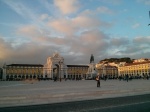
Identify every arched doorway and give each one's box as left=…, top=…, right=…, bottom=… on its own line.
left=33, top=75, right=36, bottom=79
left=44, top=52, right=67, bottom=80
left=10, top=75, right=13, bottom=80
left=30, top=75, right=32, bottom=79
left=6, top=75, right=9, bottom=80
left=26, top=75, right=29, bottom=79
left=22, top=75, right=25, bottom=79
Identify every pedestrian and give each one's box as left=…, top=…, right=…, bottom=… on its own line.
left=126, top=74, right=129, bottom=82
left=104, top=75, right=107, bottom=81
left=96, top=74, right=100, bottom=87
left=119, top=76, right=121, bottom=81
left=146, top=75, right=149, bottom=80
left=54, top=76, right=57, bottom=82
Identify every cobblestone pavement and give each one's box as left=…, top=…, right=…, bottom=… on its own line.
left=0, top=79, right=150, bottom=107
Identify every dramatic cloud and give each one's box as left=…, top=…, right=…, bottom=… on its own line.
left=0, top=36, right=61, bottom=66
left=48, top=14, right=111, bottom=36
left=0, top=0, right=150, bottom=67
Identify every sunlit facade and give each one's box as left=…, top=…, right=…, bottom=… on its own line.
left=97, top=64, right=118, bottom=79
left=67, top=65, right=89, bottom=79
left=2, top=53, right=89, bottom=80
left=4, top=64, right=43, bottom=80
left=118, top=61, right=150, bottom=77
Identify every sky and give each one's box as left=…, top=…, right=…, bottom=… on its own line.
left=0, top=0, right=150, bottom=66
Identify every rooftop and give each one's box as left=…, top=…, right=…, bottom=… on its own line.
left=6, top=64, right=43, bottom=67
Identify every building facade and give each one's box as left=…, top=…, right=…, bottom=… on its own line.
left=3, top=64, right=43, bottom=80
left=118, top=61, right=150, bottom=78
left=1, top=53, right=103, bottom=80
left=97, top=63, right=118, bottom=79
left=67, top=65, right=89, bottom=80
left=43, top=53, right=90, bottom=80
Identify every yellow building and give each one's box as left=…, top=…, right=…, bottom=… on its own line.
left=67, top=65, right=89, bottom=80
left=5, top=64, right=43, bottom=80
left=97, top=64, right=118, bottom=79
left=118, top=61, right=150, bottom=78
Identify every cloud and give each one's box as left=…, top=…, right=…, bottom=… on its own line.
left=3, top=1, right=36, bottom=20
left=0, top=37, right=12, bottom=60
left=133, top=36, right=150, bottom=44
left=48, top=15, right=111, bottom=36
left=72, top=16, right=101, bottom=28
left=16, top=24, right=54, bottom=44
left=110, top=37, right=129, bottom=47
left=112, top=36, right=150, bottom=59
left=1, top=26, right=150, bottom=66
left=2, top=0, right=50, bottom=30
left=54, top=0, right=79, bottom=14
left=14, top=23, right=111, bottom=64
left=49, top=18, right=77, bottom=36
left=1, top=0, right=150, bottom=67
left=0, top=36, right=62, bottom=66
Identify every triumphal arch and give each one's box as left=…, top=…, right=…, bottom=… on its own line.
left=43, top=53, right=68, bottom=79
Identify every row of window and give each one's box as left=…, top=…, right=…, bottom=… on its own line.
left=120, top=69, right=149, bottom=72
left=119, top=64, right=150, bottom=70
left=120, top=71, right=150, bottom=73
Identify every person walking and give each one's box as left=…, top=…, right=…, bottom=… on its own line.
left=126, top=74, right=129, bottom=82
left=96, top=74, right=100, bottom=87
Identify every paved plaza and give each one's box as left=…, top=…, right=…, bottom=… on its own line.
left=0, top=79, right=150, bottom=107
